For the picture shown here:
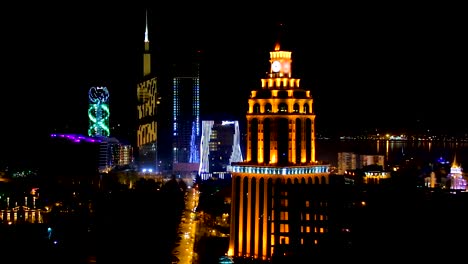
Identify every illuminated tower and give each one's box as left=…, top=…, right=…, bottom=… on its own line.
left=172, top=55, right=200, bottom=175
left=447, top=154, right=467, bottom=190
left=88, top=86, right=110, bottom=137
left=136, top=10, right=159, bottom=173
left=228, top=42, right=332, bottom=261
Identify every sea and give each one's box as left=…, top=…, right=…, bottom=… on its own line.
left=315, top=139, right=468, bottom=169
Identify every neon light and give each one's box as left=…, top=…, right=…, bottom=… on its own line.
left=88, top=86, right=110, bottom=137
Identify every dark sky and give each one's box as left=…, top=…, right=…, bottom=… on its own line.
left=1, top=4, right=467, bottom=165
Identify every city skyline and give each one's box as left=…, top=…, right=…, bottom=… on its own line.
left=2, top=5, right=466, bottom=166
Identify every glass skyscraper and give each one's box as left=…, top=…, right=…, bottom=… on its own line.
left=172, top=62, right=200, bottom=165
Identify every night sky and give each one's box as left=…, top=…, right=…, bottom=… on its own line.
left=1, top=4, right=466, bottom=166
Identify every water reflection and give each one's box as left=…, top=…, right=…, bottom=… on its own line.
left=316, top=139, right=468, bottom=169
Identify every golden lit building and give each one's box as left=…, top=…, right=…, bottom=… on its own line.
left=136, top=10, right=159, bottom=173
left=227, top=42, right=332, bottom=261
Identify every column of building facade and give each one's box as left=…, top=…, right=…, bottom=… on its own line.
left=246, top=176, right=252, bottom=256
left=262, top=177, right=269, bottom=259
left=270, top=118, right=278, bottom=164
left=289, top=117, right=296, bottom=164
left=246, top=119, right=252, bottom=162
left=300, top=118, right=308, bottom=163
left=311, top=117, right=316, bottom=162
left=258, top=119, right=264, bottom=163
left=254, top=176, right=260, bottom=258
left=229, top=175, right=237, bottom=257
left=238, top=176, right=244, bottom=255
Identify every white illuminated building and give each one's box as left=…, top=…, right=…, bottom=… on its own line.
left=198, top=120, right=243, bottom=180
left=447, top=155, right=467, bottom=191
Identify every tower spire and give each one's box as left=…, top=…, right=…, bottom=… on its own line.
left=269, top=23, right=292, bottom=78
left=144, top=9, right=149, bottom=43
left=143, top=8, right=151, bottom=77
left=452, top=153, right=459, bottom=168
left=274, top=22, right=286, bottom=50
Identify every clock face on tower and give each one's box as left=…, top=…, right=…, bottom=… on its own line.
left=282, top=61, right=291, bottom=74
left=272, top=61, right=281, bottom=72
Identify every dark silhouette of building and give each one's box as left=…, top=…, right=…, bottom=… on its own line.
left=42, top=134, right=102, bottom=192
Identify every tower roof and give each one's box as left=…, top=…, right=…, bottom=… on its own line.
left=452, top=153, right=460, bottom=168
left=273, top=22, right=286, bottom=51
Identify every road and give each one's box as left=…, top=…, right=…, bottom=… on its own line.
left=172, top=186, right=200, bottom=264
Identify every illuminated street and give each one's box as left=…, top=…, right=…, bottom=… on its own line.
left=172, top=186, right=199, bottom=264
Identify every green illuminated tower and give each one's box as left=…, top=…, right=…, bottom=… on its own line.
left=88, top=86, right=110, bottom=137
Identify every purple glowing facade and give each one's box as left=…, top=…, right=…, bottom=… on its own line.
left=50, top=133, right=102, bottom=144
left=49, top=133, right=131, bottom=173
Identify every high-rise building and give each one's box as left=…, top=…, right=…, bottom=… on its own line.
left=337, top=152, right=385, bottom=174
left=227, top=42, right=333, bottom=261
left=98, top=136, right=122, bottom=173
left=172, top=57, right=200, bottom=176
left=359, top=154, right=385, bottom=168
left=198, top=120, right=243, bottom=180
left=88, top=86, right=110, bottom=137
left=136, top=10, right=159, bottom=173
left=337, top=152, right=358, bottom=174
left=118, top=144, right=133, bottom=166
